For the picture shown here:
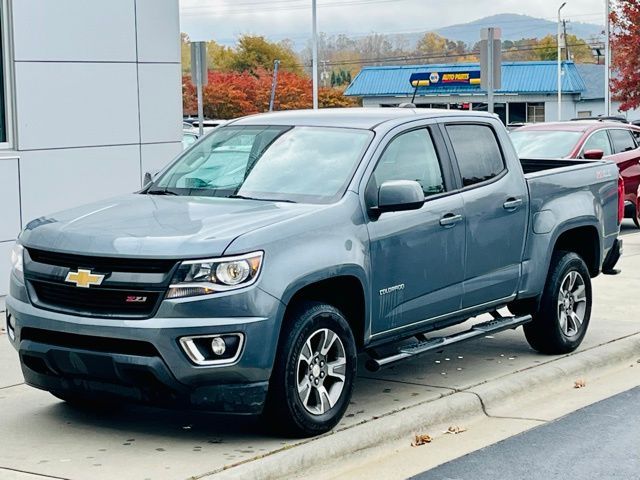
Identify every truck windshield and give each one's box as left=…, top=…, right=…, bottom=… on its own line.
left=510, top=130, right=584, bottom=159
left=150, top=125, right=373, bottom=203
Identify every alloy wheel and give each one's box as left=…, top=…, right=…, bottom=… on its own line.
left=557, top=270, right=587, bottom=337
left=296, top=328, right=347, bottom=415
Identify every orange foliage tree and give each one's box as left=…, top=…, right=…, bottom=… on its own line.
left=183, top=70, right=358, bottom=119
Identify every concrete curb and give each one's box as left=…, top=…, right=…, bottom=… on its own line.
left=200, top=333, right=640, bottom=480
left=470, top=333, right=640, bottom=413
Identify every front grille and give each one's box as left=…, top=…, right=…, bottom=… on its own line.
left=30, top=281, right=162, bottom=318
left=27, top=248, right=177, bottom=274
left=21, top=327, right=160, bottom=357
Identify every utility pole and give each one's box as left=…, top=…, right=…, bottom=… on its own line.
left=604, top=0, right=611, bottom=116
left=557, top=2, right=567, bottom=121
left=480, top=27, right=501, bottom=115
left=269, top=60, right=280, bottom=112
left=311, top=0, right=319, bottom=109
left=487, top=28, right=495, bottom=114
left=190, top=42, right=208, bottom=137
left=562, top=19, right=570, bottom=60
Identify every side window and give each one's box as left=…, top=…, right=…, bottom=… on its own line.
left=446, top=124, right=505, bottom=187
left=581, top=130, right=612, bottom=156
left=609, top=129, right=637, bottom=154
left=370, top=129, right=445, bottom=197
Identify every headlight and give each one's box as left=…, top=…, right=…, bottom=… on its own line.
left=167, top=251, right=263, bottom=299
left=10, top=243, right=24, bottom=273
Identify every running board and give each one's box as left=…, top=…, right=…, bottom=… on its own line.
left=365, top=314, right=532, bottom=372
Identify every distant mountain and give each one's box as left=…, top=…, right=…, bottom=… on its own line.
left=432, top=13, right=603, bottom=46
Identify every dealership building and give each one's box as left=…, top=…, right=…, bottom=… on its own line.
left=0, top=0, right=182, bottom=304
left=345, top=61, right=638, bottom=124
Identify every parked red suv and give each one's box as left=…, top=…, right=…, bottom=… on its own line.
left=510, top=120, right=640, bottom=227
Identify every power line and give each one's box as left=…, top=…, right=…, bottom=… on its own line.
left=181, top=0, right=412, bottom=16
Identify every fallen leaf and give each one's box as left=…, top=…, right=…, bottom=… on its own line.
left=411, top=434, right=432, bottom=446
left=444, top=426, right=467, bottom=435
left=574, top=379, right=586, bottom=389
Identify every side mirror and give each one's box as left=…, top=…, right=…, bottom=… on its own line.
left=374, top=180, right=425, bottom=213
left=143, top=170, right=160, bottom=187
left=583, top=149, right=604, bottom=160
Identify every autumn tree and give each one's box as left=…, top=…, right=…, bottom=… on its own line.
left=230, top=35, right=302, bottom=74
left=611, top=0, right=640, bottom=110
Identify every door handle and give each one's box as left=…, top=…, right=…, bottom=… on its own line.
left=503, top=197, right=523, bottom=210
left=439, top=213, right=463, bottom=227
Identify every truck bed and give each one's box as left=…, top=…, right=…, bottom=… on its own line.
left=520, top=158, right=594, bottom=175
left=520, top=156, right=620, bottom=250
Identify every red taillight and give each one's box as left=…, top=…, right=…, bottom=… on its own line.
left=618, top=175, right=625, bottom=224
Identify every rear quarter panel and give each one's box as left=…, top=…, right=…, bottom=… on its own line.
left=518, top=160, right=619, bottom=298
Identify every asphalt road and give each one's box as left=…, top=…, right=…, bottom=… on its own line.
left=413, top=387, right=640, bottom=480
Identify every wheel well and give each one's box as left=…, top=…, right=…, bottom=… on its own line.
left=553, top=226, right=600, bottom=276
left=286, top=276, right=366, bottom=348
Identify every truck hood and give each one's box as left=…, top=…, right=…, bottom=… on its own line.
left=20, top=194, right=319, bottom=258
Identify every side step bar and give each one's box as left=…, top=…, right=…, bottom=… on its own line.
left=365, top=314, right=532, bottom=372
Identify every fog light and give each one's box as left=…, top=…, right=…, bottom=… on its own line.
left=179, top=333, right=244, bottom=366
left=210, top=337, right=226, bottom=356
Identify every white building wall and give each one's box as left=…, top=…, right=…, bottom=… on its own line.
left=0, top=0, right=182, bottom=301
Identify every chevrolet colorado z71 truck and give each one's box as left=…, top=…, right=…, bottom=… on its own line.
left=6, top=109, right=623, bottom=437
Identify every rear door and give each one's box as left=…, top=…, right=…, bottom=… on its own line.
left=607, top=128, right=640, bottom=207
left=443, top=122, right=528, bottom=308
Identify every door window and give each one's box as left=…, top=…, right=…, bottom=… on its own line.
left=609, top=129, right=637, bottom=154
left=446, top=124, right=505, bottom=186
left=370, top=129, right=445, bottom=197
left=582, top=130, right=612, bottom=156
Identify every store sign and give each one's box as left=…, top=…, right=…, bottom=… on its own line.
left=410, top=70, right=481, bottom=88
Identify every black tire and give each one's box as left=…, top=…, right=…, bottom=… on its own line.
left=633, top=201, right=640, bottom=229
left=263, top=301, right=357, bottom=437
left=524, top=251, right=592, bottom=354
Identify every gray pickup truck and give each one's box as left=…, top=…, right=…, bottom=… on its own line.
left=6, top=109, right=623, bottom=437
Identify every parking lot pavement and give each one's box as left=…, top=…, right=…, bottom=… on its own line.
left=412, top=387, right=640, bottom=480
left=1, top=229, right=639, bottom=480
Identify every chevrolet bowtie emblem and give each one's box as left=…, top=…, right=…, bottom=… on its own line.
left=65, top=269, right=105, bottom=288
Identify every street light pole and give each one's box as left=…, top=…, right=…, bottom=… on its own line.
left=604, top=0, right=611, bottom=116
left=557, top=2, right=567, bottom=121
left=311, top=0, right=319, bottom=109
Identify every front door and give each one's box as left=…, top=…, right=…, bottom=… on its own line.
left=444, top=122, right=528, bottom=308
left=365, top=126, right=466, bottom=336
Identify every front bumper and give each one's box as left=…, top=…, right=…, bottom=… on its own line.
left=6, top=280, right=284, bottom=414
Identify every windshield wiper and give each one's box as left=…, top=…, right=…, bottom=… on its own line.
left=147, top=187, right=179, bottom=196
left=228, top=194, right=297, bottom=203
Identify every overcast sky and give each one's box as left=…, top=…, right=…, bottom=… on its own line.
left=180, top=0, right=606, bottom=46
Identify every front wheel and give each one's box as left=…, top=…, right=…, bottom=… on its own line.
left=263, top=301, right=357, bottom=437
left=524, top=251, right=592, bottom=354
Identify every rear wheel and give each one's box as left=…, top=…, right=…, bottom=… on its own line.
left=523, top=251, right=592, bottom=354
left=263, top=301, right=357, bottom=437
left=634, top=200, right=640, bottom=228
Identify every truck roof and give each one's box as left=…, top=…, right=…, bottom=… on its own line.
left=229, top=107, right=497, bottom=130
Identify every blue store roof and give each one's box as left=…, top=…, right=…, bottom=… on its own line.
left=574, top=64, right=605, bottom=100
left=344, top=61, right=586, bottom=97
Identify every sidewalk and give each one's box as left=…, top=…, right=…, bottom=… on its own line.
left=1, top=224, right=639, bottom=480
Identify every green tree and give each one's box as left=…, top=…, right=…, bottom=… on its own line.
left=230, top=35, right=302, bottom=74
left=565, top=34, right=595, bottom=63
left=181, top=33, right=191, bottom=73
left=206, top=40, right=235, bottom=71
